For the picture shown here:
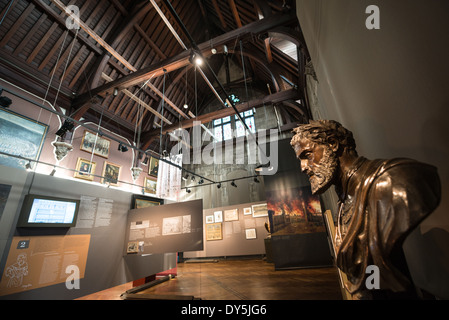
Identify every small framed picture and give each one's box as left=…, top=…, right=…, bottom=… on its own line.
left=127, top=241, right=139, bottom=254
left=245, top=228, right=257, bottom=240
left=144, top=177, right=157, bottom=194
left=74, top=158, right=96, bottom=181
left=243, top=207, right=252, bottom=215
left=101, top=161, right=121, bottom=186
left=206, top=223, right=222, bottom=241
left=205, top=215, right=215, bottom=224
left=224, top=208, right=239, bottom=221
left=252, top=203, right=268, bottom=217
left=131, top=194, right=163, bottom=209
left=148, top=157, right=159, bottom=178
left=80, top=130, right=110, bottom=158
left=214, top=211, right=223, bottom=223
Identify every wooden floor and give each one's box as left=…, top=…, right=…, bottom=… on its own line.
left=78, top=258, right=343, bottom=300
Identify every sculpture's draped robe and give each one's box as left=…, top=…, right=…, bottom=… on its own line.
left=336, top=158, right=441, bottom=295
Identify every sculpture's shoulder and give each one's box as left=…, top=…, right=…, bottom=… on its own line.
left=370, top=158, right=440, bottom=204
left=365, top=158, right=441, bottom=234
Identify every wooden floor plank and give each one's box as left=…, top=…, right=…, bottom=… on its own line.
left=78, top=258, right=343, bottom=300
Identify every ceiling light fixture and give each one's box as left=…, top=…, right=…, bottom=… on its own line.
left=0, top=88, right=12, bottom=108
left=189, top=51, right=203, bottom=66
left=55, top=119, right=74, bottom=137
left=118, top=143, right=128, bottom=152
left=255, top=163, right=273, bottom=173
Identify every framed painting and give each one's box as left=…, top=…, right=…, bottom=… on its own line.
left=0, top=108, right=48, bottom=170
left=245, top=228, right=257, bottom=240
left=148, top=156, right=159, bottom=177
left=127, top=241, right=139, bottom=254
left=144, top=176, right=157, bottom=194
left=74, top=157, right=96, bottom=181
left=252, top=203, right=268, bottom=218
left=224, top=208, right=239, bottom=221
left=205, top=215, right=215, bottom=224
left=214, top=211, right=223, bottom=223
left=80, top=130, right=110, bottom=158
left=101, top=161, right=121, bottom=186
left=206, top=223, right=222, bottom=241
left=243, top=207, right=252, bottom=215
left=131, top=194, right=163, bottom=209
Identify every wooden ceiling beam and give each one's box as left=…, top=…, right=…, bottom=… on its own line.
left=228, top=0, right=242, bottom=28
left=101, top=73, right=172, bottom=125
left=30, top=0, right=102, bottom=55
left=142, top=88, right=300, bottom=139
left=212, top=0, right=227, bottom=30
left=49, top=0, right=136, bottom=71
left=72, top=11, right=296, bottom=109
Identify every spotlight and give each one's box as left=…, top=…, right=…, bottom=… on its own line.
left=118, top=143, right=128, bottom=152
left=50, top=167, right=57, bottom=176
left=231, top=180, right=237, bottom=187
left=182, top=174, right=189, bottom=181
left=254, top=177, right=260, bottom=183
left=255, top=163, right=273, bottom=173
left=198, top=178, right=204, bottom=185
left=217, top=183, right=221, bottom=189
left=183, top=103, right=188, bottom=109
left=25, top=161, right=32, bottom=171
left=55, top=119, right=74, bottom=137
left=194, top=56, right=203, bottom=66
left=0, top=88, right=12, bottom=108
left=191, top=176, right=195, bottom=182
left=189, top=51, right=203, bottom=66
left=186, top=188, right=191, bottom=193
left=0, top=96, right=12, bottom=108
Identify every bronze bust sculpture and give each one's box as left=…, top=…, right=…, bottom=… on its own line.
left=291, top=120, right=441, bottom=299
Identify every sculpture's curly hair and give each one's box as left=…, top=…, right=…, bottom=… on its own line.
left=291, top=120, right=357, bottom=153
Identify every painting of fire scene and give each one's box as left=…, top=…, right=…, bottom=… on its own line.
left=266, top=186, right=325, bottom=235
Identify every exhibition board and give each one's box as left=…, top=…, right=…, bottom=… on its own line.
left=0, top=165, right=176, bottom=299
left=184, top=201, right=269, bottom=259
left=124, top=199, right=203, bottom=255
left=0, top=235, right=90, bottom=296
left=263, top=139, right=333, bottom=269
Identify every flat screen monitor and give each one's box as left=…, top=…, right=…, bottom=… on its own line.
left=17, top=194, right=80, bottom=228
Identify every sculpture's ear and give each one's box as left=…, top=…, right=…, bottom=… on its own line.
left=328, top=138, right=340, bottom=153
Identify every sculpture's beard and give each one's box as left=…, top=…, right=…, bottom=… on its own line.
left=309, top=149, right=338, bottom=194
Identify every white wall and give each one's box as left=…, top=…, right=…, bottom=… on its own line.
left=297, top=0, right=449, bottom=298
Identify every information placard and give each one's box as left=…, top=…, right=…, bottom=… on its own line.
left=0, top=235, right=90, bottom=296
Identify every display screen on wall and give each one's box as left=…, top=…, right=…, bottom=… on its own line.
left=125, top=199, right=203, bottom=255
left=17, top=194, right=80, bottom=228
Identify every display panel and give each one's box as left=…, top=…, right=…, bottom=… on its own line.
left=17, top=194, right=80, bottom=227
left=125, top=199, right=203, bottom=255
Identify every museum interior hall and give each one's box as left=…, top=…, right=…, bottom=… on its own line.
left=0, top=0, right=448, bottom=302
